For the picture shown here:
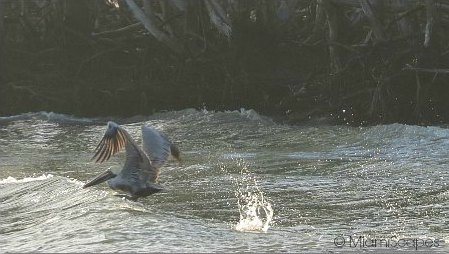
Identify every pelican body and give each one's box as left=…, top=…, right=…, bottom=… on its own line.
left=83, top=121, right=180, bottom=200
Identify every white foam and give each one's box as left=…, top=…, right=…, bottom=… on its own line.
left=41, top=112, right=94, bottom=124
left=67, top=178, right=85, bottom=186
left=223, top=153, right=257, bottom=160
left=0, top=112, right=36, bottom=122
left=0, top=111, right=95, bottom=124
left=238, top=108, right=264, bottom=121
left=0, top=174, right=54, bottom=184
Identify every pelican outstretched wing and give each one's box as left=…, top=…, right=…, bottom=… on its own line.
left=92, top=121, right=128, bottom=163
left=92, top=121, right=158, bottom=182
left=141, top=125, right=173, bottom=168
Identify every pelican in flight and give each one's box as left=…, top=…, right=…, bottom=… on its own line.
left=83, top=121, right=180, bottom=200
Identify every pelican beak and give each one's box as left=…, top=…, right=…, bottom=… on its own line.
left=83, top=170, right=116, bottom=188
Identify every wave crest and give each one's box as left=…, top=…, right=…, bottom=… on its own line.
left=0, top=174, right=54, bottom=184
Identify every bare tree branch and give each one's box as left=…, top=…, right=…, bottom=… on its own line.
left=360, top=0, right=386, bottom=42
left=403, top=65, right=449, bottom=74
left=92, top=23, right=141, bottom=37
left=320, top=0, right=342, bottom=73
left=124, top=0, right=182, bottom=53
left=424, top=0, right=435, bottom=47
left=168, top=0, right=187, bottom=12
left=304, top=0, right=325, bottom=44
left=204, top=0, right=232, bottom=38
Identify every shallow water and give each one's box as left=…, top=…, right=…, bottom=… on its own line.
left=0, top=109, right=448, bottom=252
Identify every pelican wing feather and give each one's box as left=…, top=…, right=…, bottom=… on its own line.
left=141, top=125, right=171, bottom=169
left=92, top=122, right=128, bottom=163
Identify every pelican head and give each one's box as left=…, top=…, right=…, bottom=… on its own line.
left=83, top=166, right=120, bottom=188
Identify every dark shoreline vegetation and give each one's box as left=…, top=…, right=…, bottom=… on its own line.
left=1, top=0, right=449, bottom=126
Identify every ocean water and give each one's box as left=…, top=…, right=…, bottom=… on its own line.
left=0, top=109, right=448, bottom=252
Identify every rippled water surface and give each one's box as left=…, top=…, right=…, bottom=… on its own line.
left=1, top=109, right=449, bottom=252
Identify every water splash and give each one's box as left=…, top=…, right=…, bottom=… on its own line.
left=224, top=159, right=274, bottom=232
left=237, top=108, right=265, bottom=122
left=235, top=180, right=274, bottom=232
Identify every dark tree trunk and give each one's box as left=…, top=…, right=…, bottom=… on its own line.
left=320, top=0, right=343, bottom=74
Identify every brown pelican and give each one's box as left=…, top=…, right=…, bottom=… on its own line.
left=83, top=121, right=180, bottom=200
